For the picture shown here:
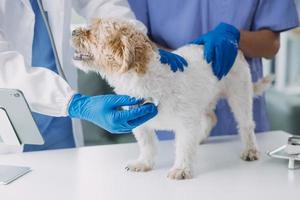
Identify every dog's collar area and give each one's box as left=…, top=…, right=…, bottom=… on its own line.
left=73, top=50, right=93, bottom=61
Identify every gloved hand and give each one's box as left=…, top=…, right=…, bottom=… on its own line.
left=190, top=23, right=240, bottom=80
left=68, top=94, right=158, bottom=134
left=158, top=49, right=188, bottom=72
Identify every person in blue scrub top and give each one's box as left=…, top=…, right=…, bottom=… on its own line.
left=128, top=0, right=300, bottom=139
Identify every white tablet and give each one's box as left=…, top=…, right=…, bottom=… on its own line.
left=0, top=108, right=20, bottom=145
left=0, top=88, right=44, bottom=145
left=0, top=165, right=31, bottom=185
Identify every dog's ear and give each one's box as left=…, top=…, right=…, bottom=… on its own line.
left=108, top=31, right=134, bottom=73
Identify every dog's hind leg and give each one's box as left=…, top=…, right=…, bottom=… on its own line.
left=125, top=126, right=157, bottom=172
left=225, top=76, right=260, bottom=161
left=198, top=97, right=219, bottom=144
left=198, top=111, right=217, bottom=144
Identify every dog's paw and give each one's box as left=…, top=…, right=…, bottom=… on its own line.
left=167, top=168, right=192, bottom=180
left=241, top=148, right=260, bottom=161
left=125, top=160, right=153, bottom=172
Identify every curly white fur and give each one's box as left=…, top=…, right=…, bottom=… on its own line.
left=72, top=19, right=272, bottom=180
left=106, top=46, right=263, bottom=179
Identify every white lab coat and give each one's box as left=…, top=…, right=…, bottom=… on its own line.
left=0, top=0, right=146, bottom=152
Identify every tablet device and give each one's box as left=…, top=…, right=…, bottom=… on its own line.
left=0, top=108, right=20, bottom=145
left=0, top=165, right=31, bottom=185
left=0, top=88, right=44, bottom=145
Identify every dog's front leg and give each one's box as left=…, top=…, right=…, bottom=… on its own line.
left=168, top=121, right=202, bottom=180
left=125, top=126, right=157, bottom=172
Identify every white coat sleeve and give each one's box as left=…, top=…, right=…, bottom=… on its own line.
left=72, top=0, right=147, bottom=34
left=0, top=30, right=76, bottom=117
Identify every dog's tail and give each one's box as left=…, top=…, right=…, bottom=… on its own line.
left=253, top=74, right=274, bottom=96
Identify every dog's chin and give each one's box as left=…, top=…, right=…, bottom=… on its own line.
left=72, top=59, right=93, bottom=73
left=72, top=49, right=96, bottom=73
left=72, top=59, right=108, bottom=76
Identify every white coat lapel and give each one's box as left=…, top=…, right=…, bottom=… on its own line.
left=20, top=0, right=31, bottom=10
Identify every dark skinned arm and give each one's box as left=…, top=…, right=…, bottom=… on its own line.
left=239, top=29, right=280, bottom=59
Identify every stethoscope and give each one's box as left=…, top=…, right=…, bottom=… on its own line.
left=36, top=0, right=68, bottom=81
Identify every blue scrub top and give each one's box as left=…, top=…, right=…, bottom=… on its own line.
left=23, top=0, right=75, bottom=151
left=128, top=0, right=300, bottom=139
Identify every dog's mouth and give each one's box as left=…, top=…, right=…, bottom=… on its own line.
left=73, top=50, right=93, bottom=61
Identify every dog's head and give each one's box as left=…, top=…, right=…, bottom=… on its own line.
left=71, top=18, right=156, bottom=75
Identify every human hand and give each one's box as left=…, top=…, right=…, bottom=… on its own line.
left=68, top=94, right=158, bottom=133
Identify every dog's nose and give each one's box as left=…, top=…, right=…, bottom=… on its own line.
left=72, top=29, right=77, bottom=37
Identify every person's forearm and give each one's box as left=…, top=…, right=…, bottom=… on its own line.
left=239, top=30, right=280, bottom=59
left=0, top=29, right=75, bottom=117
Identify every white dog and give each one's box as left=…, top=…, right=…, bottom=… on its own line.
left=71, top=18, right=272, bottom=180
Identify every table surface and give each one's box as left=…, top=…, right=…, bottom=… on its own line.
left=0, top=131, right=299, bottom=200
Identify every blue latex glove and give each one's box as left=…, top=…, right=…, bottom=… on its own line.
left=68, top=94, right=158, bottom=134
left=190, top=23, right=240, bottom=80
left=158, top=49, right=188, bottom=72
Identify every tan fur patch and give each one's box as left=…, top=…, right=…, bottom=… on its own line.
left=71, top=18, right=157, bottom=75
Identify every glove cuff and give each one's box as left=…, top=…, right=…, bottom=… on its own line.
left=217, top=22, right=240, bottom=44
left=68, top=93, right=84, bottom=118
